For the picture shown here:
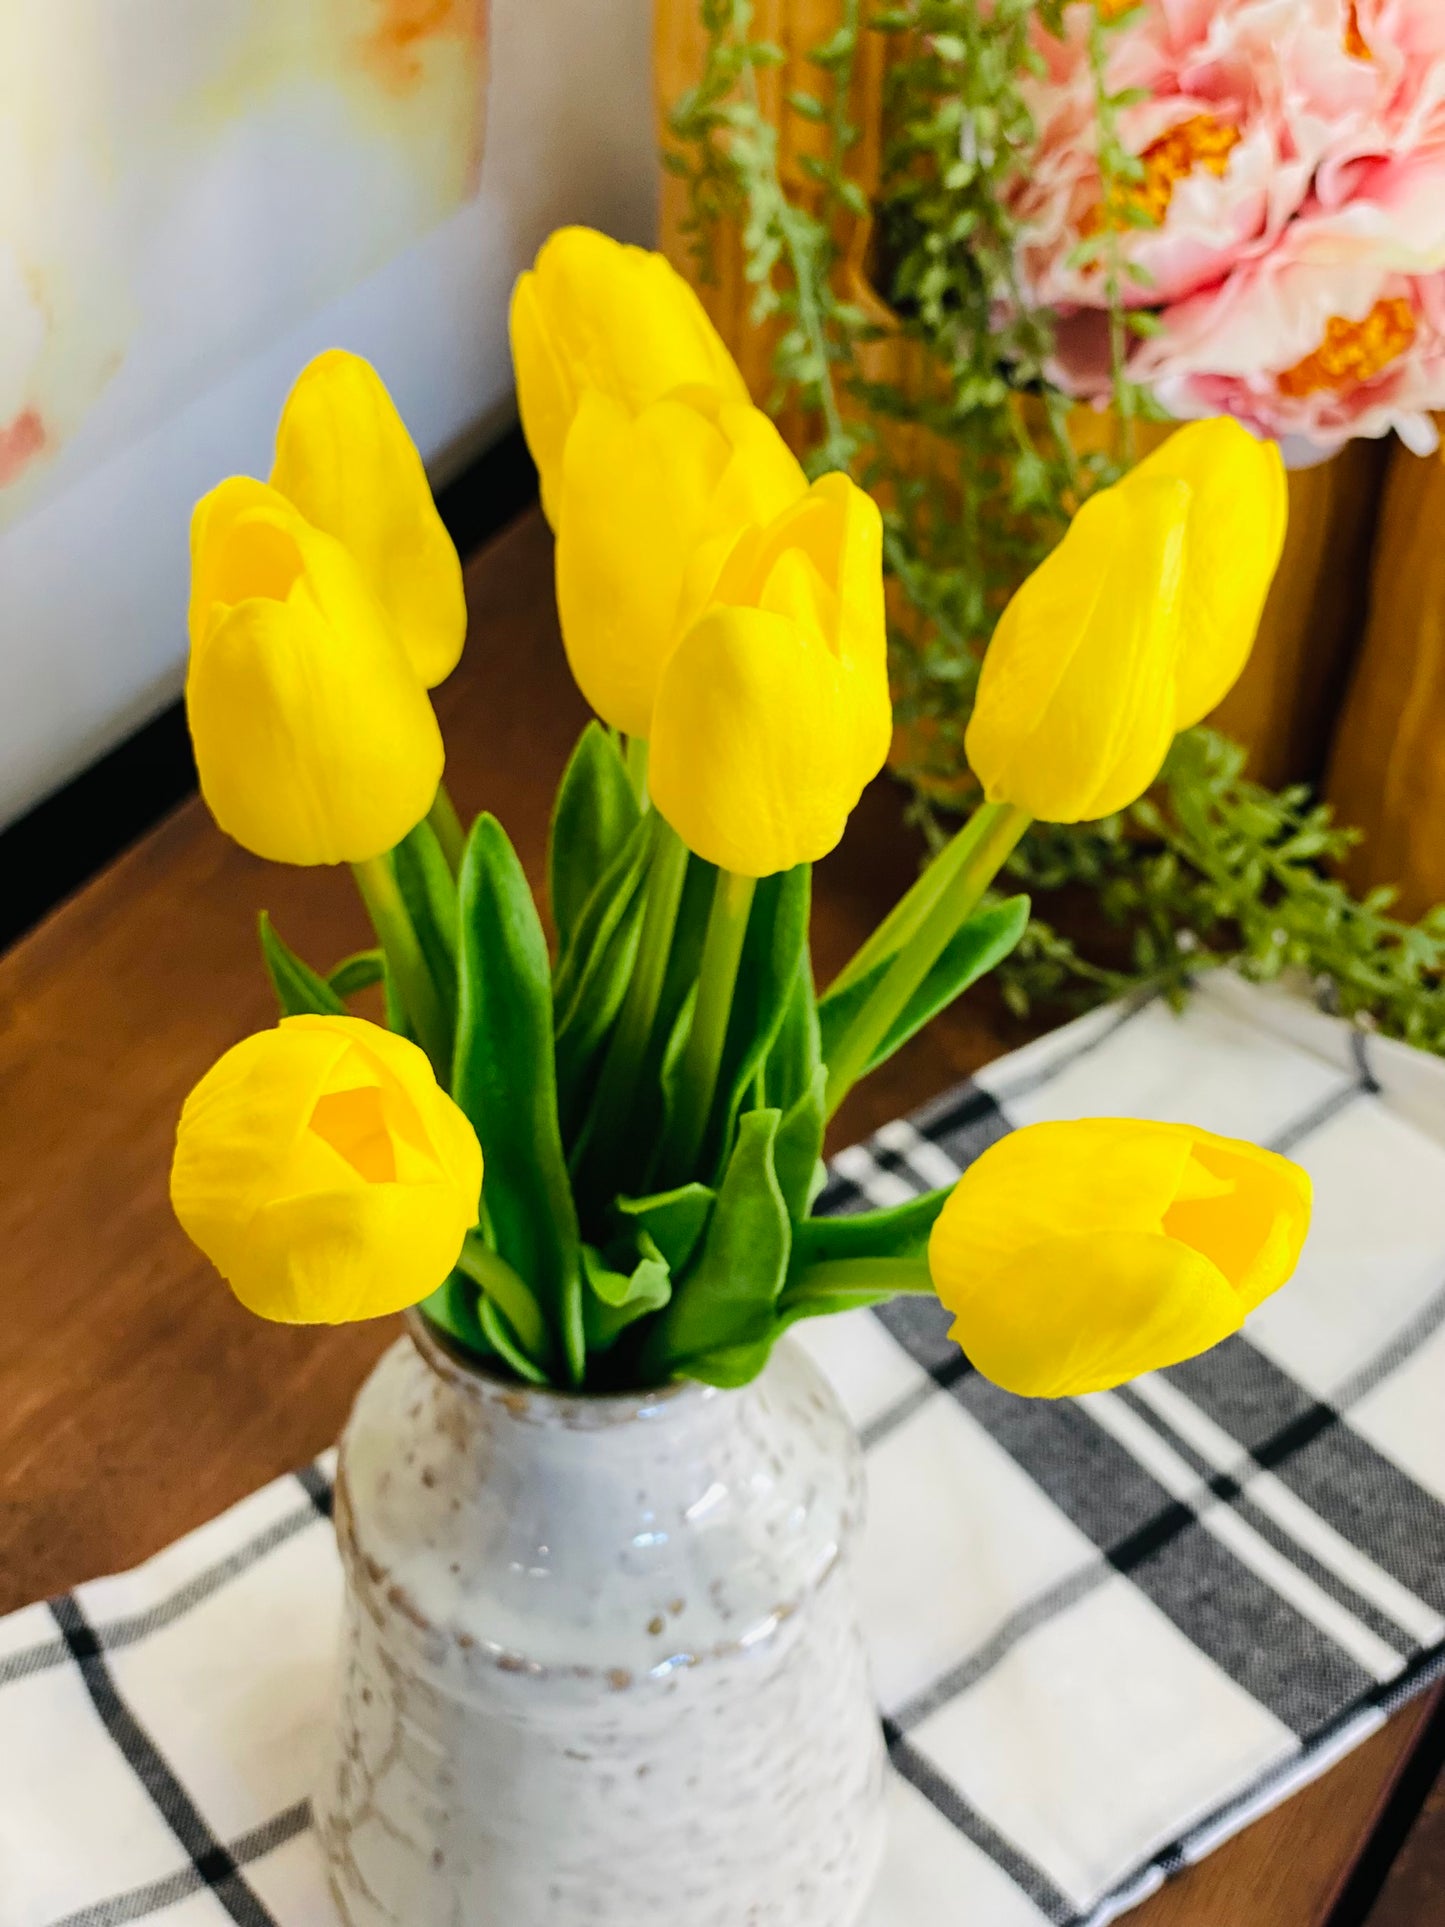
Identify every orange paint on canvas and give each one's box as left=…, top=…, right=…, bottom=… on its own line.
left=0, top=408, right=47, bottom=489
left=361, top=0, right=487, bottom=93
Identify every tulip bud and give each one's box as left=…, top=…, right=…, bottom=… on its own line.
left=1121, top=417, right=1288, bottom=728
left=171, top=1015, right=482, bottom=1324
left=556, top=387, right=808, bottom=737
left=928, top=1118, right=1311, bottom=1398
left=510, top=225, right=751, bottom=524
left=965, top=474, right=1190, bottom=822
left=649, top=473, right=892, bottom=877
left=270, top=349, right=467, bottom=689
left=187, top=478, right=444, bottom=866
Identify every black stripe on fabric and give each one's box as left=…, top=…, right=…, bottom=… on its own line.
left=882, top=1721, right=1078, bottom=1927
left=45, top=1802, right=311, bottom=1927
left=960, top=1372, right=1376, bottom=1736
left=1085, top=1643, right=1445, bottom=1925
left=813, top=1169, right=868, bottom=1217
left=1112, top=1386, right=1418, bottom=1658
left=1167, top=1339, right=1445, bottom=1616
left=1266, top=1075, right=1372, bottom=1157
left=983, top=990, right=1162, bottom=1112
left=48, top=1594, right=281, bottom=1927
left=0, top=1481, right=331, bottom=1690
left=900, top=1080, right=1012, bottom=1177
left=864, top=1307, right=1376, bottom=1735
left=295, top=1461, right=334, bottom=1519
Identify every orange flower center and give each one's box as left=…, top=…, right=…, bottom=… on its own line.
left=1343, top=1, right=1371, bottom=59
left=1082, top=116, right=1242, bottom=238
left=1276, top=297, right=1418, bottom=399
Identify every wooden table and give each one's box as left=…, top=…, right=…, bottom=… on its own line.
left=0, top=509, right=1438, bottom=1923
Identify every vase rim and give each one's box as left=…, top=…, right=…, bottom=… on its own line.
left=404, top=1310, right=716, bottom=1430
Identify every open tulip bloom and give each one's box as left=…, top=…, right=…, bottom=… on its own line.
left=172, top=227, right=1311, bottom=1399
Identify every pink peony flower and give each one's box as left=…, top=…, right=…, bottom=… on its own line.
left=1012, top=0, right=1445, bottom=452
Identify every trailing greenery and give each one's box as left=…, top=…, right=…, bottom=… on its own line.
left=662, top=0, right=1445, bottom=1051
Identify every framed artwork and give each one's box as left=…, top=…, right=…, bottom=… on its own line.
left=1, top=0, right=488, bottom=528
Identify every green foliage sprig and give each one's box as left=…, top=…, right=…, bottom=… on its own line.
left=662, top=0, right=1445, bottom=1053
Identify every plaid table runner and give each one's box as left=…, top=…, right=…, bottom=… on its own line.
left=3, top=974, right=1444, bottom=1927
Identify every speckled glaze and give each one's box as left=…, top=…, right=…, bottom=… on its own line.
left=316, top=1315, right=886, bottom=1926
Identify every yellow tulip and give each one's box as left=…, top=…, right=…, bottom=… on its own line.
left=171, top=1015, right=482, bottom=1324
left=510, top=225, right=751, bottom=524
left=188, top=478, right=444, bottom=865
left=928, top=1118, right=1312, bottom=1398
left=964, top=474, right=1190, bottom=822
left=270, top=349, right=467, bottom=689
left=556, top=387, right=808, bottom=737
left=965, top=417, right=1288, bottom=824
left=1122, top=417, right=1287, bottom=728
left=649, top=474, right=892, bottom=877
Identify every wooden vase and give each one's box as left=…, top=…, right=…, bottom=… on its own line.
left=1325, top=436, right=1445, bottom=921
left=654, top=0, right=1390, bottom=791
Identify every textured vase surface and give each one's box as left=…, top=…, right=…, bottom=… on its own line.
left=316, top=1315, right=886, bottom=1926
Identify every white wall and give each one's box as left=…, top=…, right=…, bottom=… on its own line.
left=0, top=0, right=658, bottom=829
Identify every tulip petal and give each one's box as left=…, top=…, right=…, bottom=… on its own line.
left=950, top=1229, right=1247, bottom=1398
left=1125, top=418, right=1288, bottom=728
left=929, top=1117, right=1198, bottom=1279
left=927, top=1115, right=1312, bottom=1398
left=510, top=226, right=750, bottom=521
left=187, top=493, right=444, bottom=866
left=172, top=1015, right=482, bottom=1326
left=556, top=392, right=733, bottom=737
left=650, top=604, right=883, bottom=877
left=964, top=474, right=1190, bottom=822
left=269, top=350, right=467, bottom=689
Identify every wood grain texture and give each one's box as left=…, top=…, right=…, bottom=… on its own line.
left=1366, top=1732, right=1445, bottom=1926
left=0, top=508, right=1434, bottom=1922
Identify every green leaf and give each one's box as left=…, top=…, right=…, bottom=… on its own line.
left=553, top=829, right=652, bottom=1137
left=791, top=1186, right=953, bottom=1271
left=638, top=852, right=721, bottom=1185
left=479, top=1295, right=551, bottom=1386
left=454, top=1231, right=552, bottom=1370
left=676, top=1332, right=780, bottom=1388
left=549, top=723, right=641, bottom=962
left=819, top=895, right=1030, bottom=1076
left=615, top=1182, right=715, bottom=1274
left=552, top=812, right=653, bottom=1019
left=258, top=913, right=348, bottom=1018
left=765, top=954, right=822, bottom=1114
left=773, top=1065, right=827, bottom=1222
left=382, top=958, right=412, bottom=1040
left=454, top=814, right=585, bottom=1385
left=327, top=949, right=385, bottom=998
left=392, top=821, right=460, bottom=1063
left=419, top=1272, right=497, bottom=1363
left=638, top=1109, right=791, bottom=1376
left=701, top=866, right=811, bottom=1178
left=581, top=1238, right=672, bottom=1353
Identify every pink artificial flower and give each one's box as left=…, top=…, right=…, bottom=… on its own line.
left=1012, top=0, right=1445, bottom=452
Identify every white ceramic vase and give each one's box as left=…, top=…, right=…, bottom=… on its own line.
left=315, top=1314, right=886, bottom=1926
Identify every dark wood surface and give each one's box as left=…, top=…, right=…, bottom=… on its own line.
left=0, top=507, right=1438, bottom=1923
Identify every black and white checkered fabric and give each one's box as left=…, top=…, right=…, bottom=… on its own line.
left=4, top=975, right=1444, bottom=1927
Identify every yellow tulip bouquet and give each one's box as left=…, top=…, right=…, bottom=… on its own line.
left=171, top=228, right=1313, bottom=1400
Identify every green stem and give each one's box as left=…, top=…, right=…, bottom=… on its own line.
left=829, top=798, right=1016, bottom=998
left=427, top=784, right=468, bottom=877
left=625, top=735, right=650, bottom=808
left=351, top=853, right=450, bottom=1071
left=783, top=1256, right=935, bottom=1306
left=455, top=1233, right=553, bottom=1371
left=667, top=870, right=756, bottom=1184
left=577, top=819, right=690, bottom=1191
left=823, top=802, right=1030, bottom=1118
